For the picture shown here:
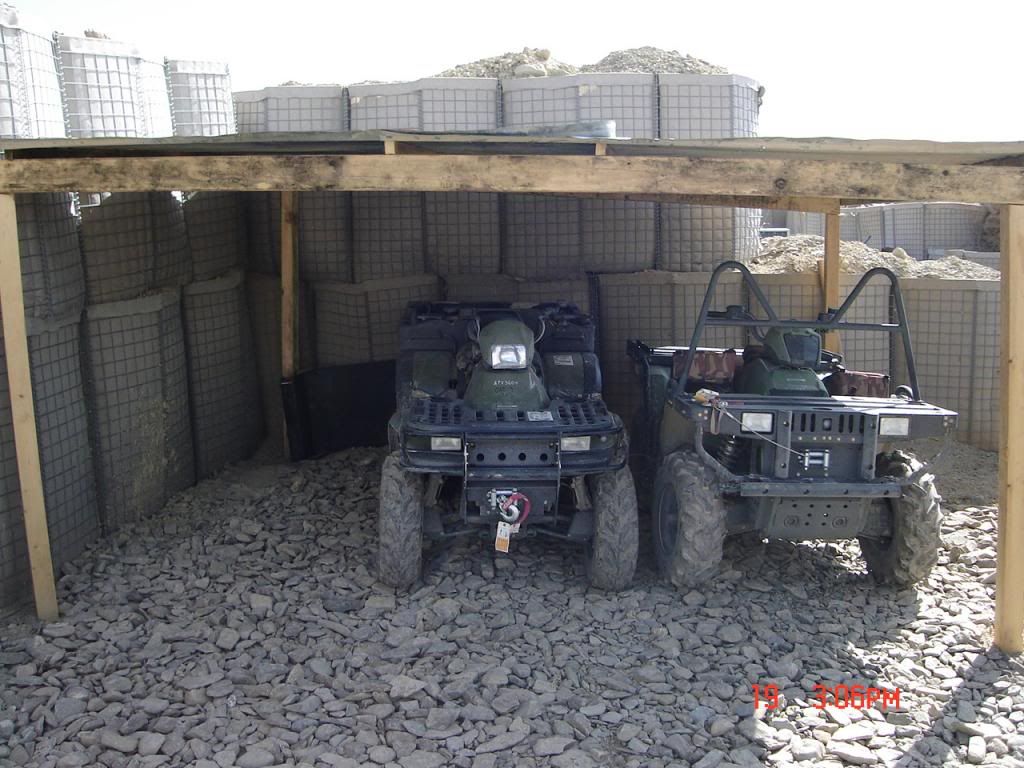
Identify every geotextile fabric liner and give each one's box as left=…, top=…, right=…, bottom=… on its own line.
left=503, top=195, right=582, bottom=279
left=314, top=275, right=441, bottom=365
left=184, top=270, right=264, bottom=478
left=425, top=193, right=500, bottom=276
left=79, top=193, right=193, bottom=304
left=84, top=290, right=194, bottom=528
left=298, top=192, right=353, bottom=282
left=352, top=193, right=426, bottom=282
left=17, top=193, right=85, bottom=320
left=184, top=192, right=247, bottom=281
left=0, top=312, right=100, bottom=610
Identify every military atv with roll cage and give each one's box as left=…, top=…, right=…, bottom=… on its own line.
left=629, top=261, right=957, bottom=588
left=378, top=301, right=638, bottom=590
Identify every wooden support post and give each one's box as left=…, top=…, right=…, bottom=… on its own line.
left=996, top=204, right=1024, bottom=653
left=822, top=209, right=842, bottom=353
left=594, top=142, right=607, bottom=156
left=0, top=194, right=58, bottom=621
left=280, top=191, right=298, bottom=456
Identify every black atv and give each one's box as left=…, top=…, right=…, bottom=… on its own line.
left=629, top=261, right=957, bottom=588
left=378, top=302, right=638, bottom=590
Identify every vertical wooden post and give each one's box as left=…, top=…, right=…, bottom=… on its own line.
left=280, top=191, right=298, bottom=457
left=996, top=204, right=1024, bottom=653
left=822, top=207, right=843, bottom=353
left=0, top=194, right=58, bottom=621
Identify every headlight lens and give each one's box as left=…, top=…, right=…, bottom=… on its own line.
left=560, top=436, right=591, bottom=452
left=430, top=436, right=462, bottom=451
left=740, top=412, right=774, bottom=433
left=490, top=344, right=527, bottom=370
left=879, top=416, right=910, bottom=437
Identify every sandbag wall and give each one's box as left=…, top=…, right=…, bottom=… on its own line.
left=1, top=194, right=99, bottom=609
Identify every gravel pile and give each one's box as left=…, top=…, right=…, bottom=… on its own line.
left=752, top=236, right=1001, bottom=279
left=2, top=445, right=1020, bottom=768
left=580, top=48, right=727, bottom=76
left=436, top=48, right=577, bottom=79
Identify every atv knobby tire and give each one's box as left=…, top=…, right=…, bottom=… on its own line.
left=585, top=466, right=639, bottom=591
left=653, top=450, right=726, bottom=588
left=859, top=451, right=942, bottom=587
left=377, top=452, right=425, bottom=589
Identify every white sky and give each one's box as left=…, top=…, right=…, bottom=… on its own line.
left=26, top=0, right=1024, bottom=141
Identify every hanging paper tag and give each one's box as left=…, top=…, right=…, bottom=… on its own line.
left=495, top=521, right=512, bottom=553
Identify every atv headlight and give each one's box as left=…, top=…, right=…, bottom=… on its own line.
left=879, top=416, right=910, bottom=437
left=740, top=412, right=774, bottom=433
left=490, top=344, right=527, bottom=370
left=560, top=435, right=591, bottom=452
left=430, top=436, right=462, bottom=451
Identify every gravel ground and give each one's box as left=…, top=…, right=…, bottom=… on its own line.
left=752, top=237, right=1001, bottom=280
left=1, top=447, right=1021, bottom=768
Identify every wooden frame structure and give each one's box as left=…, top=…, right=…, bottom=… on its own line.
left=0, top=132, right=1022, bottom=650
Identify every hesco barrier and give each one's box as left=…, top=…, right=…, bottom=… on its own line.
left=184, top=192, right=247, bottom=281
left=660, top=204, right=760, bottom=269
left=79, top=193, right=193, bottom=304
left=352, top=193, right=425, bottom=282
left=55, top=35, right=170, bottom=138
left=443, top=274, right=591, bottom=313
left=892, top=279, right=1000, bottom=450
left=349, top=78, right=499, bottom=132
left=0, top=9, right=65, bottom=138
left=244, top=193, right=281, bottom=275
left=17, top=193, right=85, bottom=320
left=183, top=270, right=263, bottom=478
left=314, top=274, right=441, bottom=365
left=165, top=59, right=235, bottom=137
left=503, top=194, right=583, bottom=279
left=0, top=312, right=100, bottom=610
left=233, top=86, right=348, bottom=133
left=425, top=192, right=500, bottom=276
left=84, top=289, right=193, bottom=529
left=298, top=192, right=353, bottom=282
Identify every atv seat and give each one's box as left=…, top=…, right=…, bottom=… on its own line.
left=671, top=347, right=744, bottom=391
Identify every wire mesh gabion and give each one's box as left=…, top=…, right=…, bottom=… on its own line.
left=165, top=59, right=235, bottom=137
left=17, top=193, right=85, bottom=319
left=184, top=192, right=247, bottom=281
left=0, top=11, right=65, bottom=139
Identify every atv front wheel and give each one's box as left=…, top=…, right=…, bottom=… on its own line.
left=652, top=450, right=726, bottom=588
left=585, top=466, right=639, bottom=590
left=859, top=451, right=942, bottom=587
left=377, top=452, right=425, bottom=589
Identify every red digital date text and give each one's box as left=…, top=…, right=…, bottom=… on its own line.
left=752, top=683, right=900, bottom=710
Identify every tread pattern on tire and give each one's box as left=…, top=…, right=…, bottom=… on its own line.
left=586, top=466, right=639, bottom=591
left=377, top=452, right=424, bottom=589
left=859, top=451, right=942, bottom=587
left=653, top=450, right=726, bottom=588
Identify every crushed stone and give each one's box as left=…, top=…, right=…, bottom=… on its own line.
left=438, top=46, right=728, bottom=79
left=436, top=47, right=577, bottom=79
left=580, top=47, right=727, bottom=75
left=751, top=235, right=1000, bottom=279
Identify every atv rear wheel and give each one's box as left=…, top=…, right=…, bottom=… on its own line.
left=377, top=452, right=425, bottom=589
left=859, top=451, right=941, bottom=587
left=652, top=450, right=726, bottom=588
left=584, top=466, right=639, bottom=590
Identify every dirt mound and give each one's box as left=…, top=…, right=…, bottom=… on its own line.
left=751, top=235, right=1000, bottom=280
left=581, top=46, right=727, bottom=75
left=436, top=47, right=577, bottom=79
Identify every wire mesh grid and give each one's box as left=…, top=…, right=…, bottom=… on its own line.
left=576, top=75, right=657, bottom=138
left=501, top=79, right=578, bottom=129
left=444, top=273, right=518, bottom=303
left=244, top=192, right=282, bottom=274
left=56, top=36, right=142, bottom=138
left=352, top=193, right=425, bottom=282
left=313, top=282, right=372, bottom=365
left=839, top=276, right=891, bottom=375
left=231, top=87, right=348, bottom=133
left=136, top=57, right=172, bottom=136
left=17, top=193, right=85, bottom=319
left=748, top=274, right=821, bottom=326
left=420, top=81, right=498, bottom=131
left=233, top=96, right=265, bottom=133
left=0, top=22, right=65, bottom=139
left=502, top=194, right=583, bottom=279
left=84, top=291, right=193, bottom=527
left=0, top=317, right=101, bottom=608
left=184, top=192, right=246, bottom=281
left=660, top=204, right=760, bottom=270
left=658, top=75, right=760, bottom=139
left=183, top=271, right=263, bottom=478
left=349, top=88, right=418, bottom=130
left=165, top=59, right=235, bottom=137
left=968, top=287, right=1000, bottom=450
left=80, top=193, right=193, bottom=303
left=298, top=192, right=353, bottom=282
left=425, top=192, right=500, bottom=275
left=922, top=204, right=985, bottom=253
left=516, top=277, right=591, bottom=314
left=581, top=199, right=656, bottom=272
left=26, top=318, right=100, bottom=568
left=365, top=275, right=441, bottom=361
